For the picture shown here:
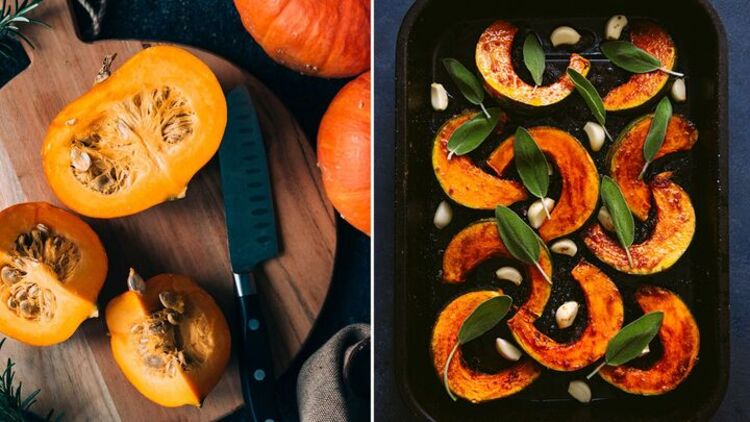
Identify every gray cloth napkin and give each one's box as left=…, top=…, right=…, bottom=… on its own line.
left=297, top=324, right=371, bottom=422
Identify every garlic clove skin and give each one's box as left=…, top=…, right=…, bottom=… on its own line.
left=550, top=26, right=582, bottom=47
left=496, top=266, right=523, bottom=286
left=555, top=301, right=580, bottom=329
left=584, top=121, right=606, bottom=152
left=528, top=197, right=556, bottom=229
left=431, top=83, right=449, bottom=111
left=568, top=380, right=592, bottom=403
left=605, top=15, right=628, bottom=40
left=433, top=200, right=453, bottom=229
left=495, top=338, right=523, bottom=361
left=671, top=78, right=687, bottom=103
left=551, top=239, right=578, bottom=257
left=598, top=206, right=615, bottom=232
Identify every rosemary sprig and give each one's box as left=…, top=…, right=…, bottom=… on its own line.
left=0, top=338, right=61, bottom=421
left=0, top=0, right=49, bottom=60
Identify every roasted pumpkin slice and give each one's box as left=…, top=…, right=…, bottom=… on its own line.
left=106, top=271, right=231, bottom=407
left=583, top=173, right=695, bottom=275
left=603, top=22, right=677, bottom=111
left=431, top=290, right=541, bottom=403
left=600, top=286, right=699, bottom=395
left=443, top=220, right=551, bottom=317
left=42, top=46, right=227, bottom=218
left=610, top=115, right=698, bottom=221
left=508, top=261, right=623, bottom=371
left=433, top=112, right=526, bottom=209
left=487, top=127, right=599, bottom=241
left=476, top=20, right=591, bottom=108
left=0, top=202, right=107, bottom=346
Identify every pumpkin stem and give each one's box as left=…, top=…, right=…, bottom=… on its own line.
left=127, top=268, right=146, bottom=294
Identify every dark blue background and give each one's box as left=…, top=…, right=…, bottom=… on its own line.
left=0, top=1, right=371, bottom=418
left=375, top=0, right=748, bottom=420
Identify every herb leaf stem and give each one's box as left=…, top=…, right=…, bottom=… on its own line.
left=443, top=343, right=460, bottom=401
left=660, top=67, right=684, bottom=77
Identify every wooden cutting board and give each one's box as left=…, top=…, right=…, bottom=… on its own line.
left=0, top=0, right=336, bottom=420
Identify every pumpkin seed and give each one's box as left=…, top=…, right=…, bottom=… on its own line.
left=145, top=355, right=164, bottom=368
left=6, top=298, right=17, bottom=309
left=166, top=312, right=179, bottom=326
left=127, top=268, right=146, bottom=294
left=159, top=291, right=185, bottom=314
left=1, top=266, right=22, bottom=285
left=70, top=147, right=92, bottom=172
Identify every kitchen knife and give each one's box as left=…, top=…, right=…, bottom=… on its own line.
left=219, top=86, right=280, bottom=422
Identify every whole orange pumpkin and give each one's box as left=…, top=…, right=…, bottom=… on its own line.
left=318, top=71, right=371, bottom=235
left=233, top=0, right=371, bottom=78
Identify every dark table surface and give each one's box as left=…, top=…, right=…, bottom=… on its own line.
left=375, top=0, right=748, bottom=420
left=0, top=0, right=371, bottom=419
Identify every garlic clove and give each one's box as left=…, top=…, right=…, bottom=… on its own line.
left=639, top=344, right=651, bottom=357
left=433, top=200, right=453, bottom=229
left=550, top=239, right=578, bottom=257
left=605, top=15, right=628, bottom=40
left=550, top=26, right=581, bottom=47
left=431, top=83, right=449, bottom=111
left=671, top=78, right=687, bottom=103
left=568, top=380, right=592, bottom=403
left=583, top=121, right=606, bottom=152
left=528, top=197, right=556, bottom=229
left=496, top=266, right=523, bottom=286
left=556, top=301, right=580, bottom=329
left=495, top=338, right=523, bottom=361
left=598, top=206, right=615, bottom=232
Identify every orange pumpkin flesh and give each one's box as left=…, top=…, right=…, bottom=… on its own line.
left=431, top=290, right=541, bottom=403
left=318, top=71, right=371, bottom=235
left=432, top=112, right=527, bottom=210
left=603, top=22, right=677, bottom=111
left=106, top=272, right=231, bottom=407
left=42, top=46, right=227, bottom=218
left=0, top=202, right=107, bottom=346
left=442, top=220, right=551, bottom=317
left=487, top=127, right=599, bottom=241
left=610, top=115, right=698, bottom=221
left=600, top=286, right=699, bottom=395
left=476, top=20, right=591, bottom=108
left=583, top=172, right=695, bottom=275
left=508, top=261, right=624, bottom=371
left=234, top=0, right=370, bottom=78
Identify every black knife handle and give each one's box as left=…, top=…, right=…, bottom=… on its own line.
left=234, top=272, right=280, bottom=422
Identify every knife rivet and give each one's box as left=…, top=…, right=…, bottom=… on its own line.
left=254, top=369, right=266, bottom=381
left=248, top=319, right=260, bottom=330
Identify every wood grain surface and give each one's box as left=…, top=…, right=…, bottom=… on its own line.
left=0, top=0, right=337, bottom=420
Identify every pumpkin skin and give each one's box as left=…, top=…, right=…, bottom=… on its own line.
left=487, top=127, right=599, bottom=241
left=431, top=290, right=541, bottom=403
left=106, top=273, right=231, bottom=407
left=0, top=202, right=107, bottom=346
left=432, top=112, right=527, bottom=210
left=603, top=22, right=677, bottom=111
left=42, top=46, right=227, bottom=218
left=233, top=0, right=370, bottom=78
left=508, top=261, right=624, bottom=371
left=609, top=115, right=698, bottom=221
left=600, top=286, right=699, bottom=395
left=318, top=71, right=371, bottom=235
left=583, top=173, right=695, bottom=275
left=476, top=20, right=591, bottom=108
left=442, top=220, right=551, bottom=317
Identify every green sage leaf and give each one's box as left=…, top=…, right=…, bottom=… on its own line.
left=523, top=33, right=545, bottom=86
left=458, top=295, right=513, bottom=344
left=643, top=97, right=673, bottom=163
left=442, top=58, right=485, bottom=105
left=605, top=312, right=664, bottom=366
left=447, top=108, right=501, bottom=156
left=494, top=206, right=541, bottom=265
left=601, top=41, right=662, bottom=73
left=566, top=68, right=606, bottom=127
left=514, top=127, right=549, bottom=201
left=600, top=176, right=635, bottom=249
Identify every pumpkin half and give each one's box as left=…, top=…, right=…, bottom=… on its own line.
left=600, top=285, right=699, bottom=395
left=487, top=127, right=599, bottom=241
left=508, top=261, right=624, bottom=371
left=106, top=271, right=231, bottom=407
left=433, top=112, right=526, bottom=210
left=0, top=202, right=107, bottom=346
left=431, top=290, right=541, bottom=403
left=476, top=20, right=591, bottom=108
left=42, top=46, right=227, bottom=218
left=442, top=220, right=551, bottom=317
left=603, top=22, right=677, bottom=111
left=584, top=172, right=694, bottom=275
left=609, top=115, right=698, bottom=221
